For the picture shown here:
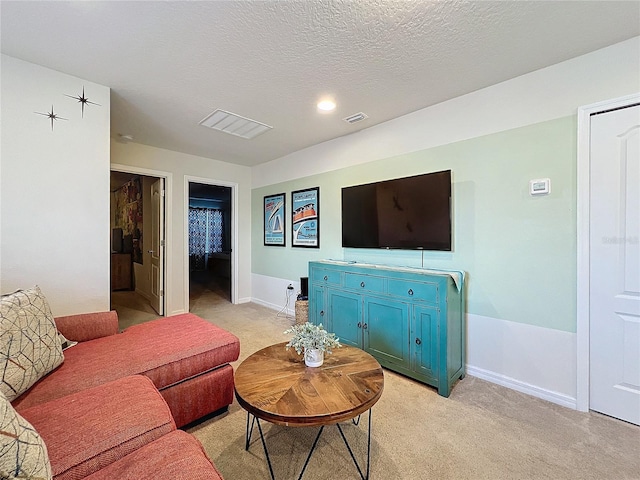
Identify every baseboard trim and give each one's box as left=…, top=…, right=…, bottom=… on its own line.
left=466, top=365, right=577, bottom=410
left=134, top=288, right=152, bottom=301
left=252, top=298, right=294, bottom=317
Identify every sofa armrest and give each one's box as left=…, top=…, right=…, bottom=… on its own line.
left=54, top=310, right=119, bottom=342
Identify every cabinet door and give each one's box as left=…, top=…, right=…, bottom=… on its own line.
left=364, top=297, right=410, bottom=369
left=411, top=305, right=439, bottom=381
left=327, top=289, right=361, bottom=348
left=309, top=285, right=326, bottom=325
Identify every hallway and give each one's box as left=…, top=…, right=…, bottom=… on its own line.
left=111, top=270, right=231, bottom=330
left=110, top=291, right=159, bottom=330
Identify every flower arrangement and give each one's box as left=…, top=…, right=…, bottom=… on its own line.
left=284, top=322, right=341, bottom=356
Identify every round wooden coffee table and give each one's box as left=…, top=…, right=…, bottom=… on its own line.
left=235, top=342, right=384, bottom=480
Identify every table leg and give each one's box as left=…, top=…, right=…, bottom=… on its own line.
left=245, top=413, right=276, bottom=480
left=255, top=418, right=276, bottom=480
left=336, top=409, right=372, bottom=480
left=297, top=426, right=324, bottom=480
left=245, top=412, right=257, bottom=450
left=245, top=409, right=373, bottom=480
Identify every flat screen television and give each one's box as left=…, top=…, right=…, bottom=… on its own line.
left=341, top=170, right=452, bottom=251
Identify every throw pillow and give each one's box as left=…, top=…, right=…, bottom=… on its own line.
left=57, top=331, right=78, bottom=350
left=0, top=286, right=64, bottom=401
left=0, top=389, right=52, bottom=480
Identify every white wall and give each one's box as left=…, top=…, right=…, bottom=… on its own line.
left=249, top=37, right=640, bottom=408
left=111, top=141, right=252, bottom=315
left=1, top=55, right=111, bottom=315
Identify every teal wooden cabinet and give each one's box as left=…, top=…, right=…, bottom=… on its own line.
left=412, top=305, right=439, bottom=383
left=364, top=297, right=410, bottom=370
left=327, top=289, right=361, bottom=348
left=309, top=260, right=465, bottom=397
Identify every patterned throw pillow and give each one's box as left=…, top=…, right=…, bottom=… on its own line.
left=57, top=331, right=78, bottom=350
left=0, top=286, right=64, bottom=402
left=0, top=389, right=52, bottom=480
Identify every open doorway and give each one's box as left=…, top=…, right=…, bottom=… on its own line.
left=110, top=170, right=166, bottom=327
left=188, top=182, right=232, bottom=311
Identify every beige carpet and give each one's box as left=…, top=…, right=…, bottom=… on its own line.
left=118, top=282, right=640, bottom=480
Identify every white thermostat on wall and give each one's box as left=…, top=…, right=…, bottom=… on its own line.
left=529, top=178, right=550, bottom=196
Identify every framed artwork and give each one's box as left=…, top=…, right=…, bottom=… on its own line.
left=264, top=193, right=286, bottom=246
left=291, top=187, right=320, bottom=248
left=114, top=178, right=144, bottom=264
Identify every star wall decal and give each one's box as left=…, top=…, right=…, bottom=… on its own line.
left=65, top=86, right=100, bottom=117
left=34, top=105, right=67, bottom=131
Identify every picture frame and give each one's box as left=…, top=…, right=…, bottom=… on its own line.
left=291, top=187, right=320, bottom=248
left=264, top=193, right=286, bottom=246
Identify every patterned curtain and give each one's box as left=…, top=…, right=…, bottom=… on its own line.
left=189, top=208, right=223, bottom=271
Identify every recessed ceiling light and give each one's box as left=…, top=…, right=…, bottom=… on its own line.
left=317, top=100, right=336, bottom=112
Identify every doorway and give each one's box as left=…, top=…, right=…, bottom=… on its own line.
left=577, top=93, right=640, bottom=425
left=110, top=170, right=166, bottom=327
left=187, top=181, right=233, bottom=311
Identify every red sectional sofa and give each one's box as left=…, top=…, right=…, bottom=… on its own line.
left=20, top=375, right=224, bottom=480
left=13, top=311, right=240, bottom=428
left=11, top=311, right=240, bottom=479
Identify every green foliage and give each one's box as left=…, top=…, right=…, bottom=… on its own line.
left=284, top=322, right=341, bottom=355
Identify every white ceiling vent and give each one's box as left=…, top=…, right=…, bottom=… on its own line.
left=199, top=109, right=273, bottom=139
left=343, top=112, right=368, bottom=124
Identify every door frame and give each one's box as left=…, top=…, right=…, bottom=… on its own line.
left=184, top=175, right=239, bottom=307
left=111, top=163, right=172, bottom=316
left=576, top=92, right=640, bottom=412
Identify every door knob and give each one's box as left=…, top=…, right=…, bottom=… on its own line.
left=360, top=281, right=365, bottom=288
left=148, top=250, right=154, bottom=254
left=320, top=310, right=325, bottom=316
left=415, top=338, right=422, bottom=345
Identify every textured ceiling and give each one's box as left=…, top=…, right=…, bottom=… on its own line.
left=2, top=1, right=639, bottom=167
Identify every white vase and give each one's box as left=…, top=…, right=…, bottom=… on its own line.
left=304, top=348, right=324, bottom=367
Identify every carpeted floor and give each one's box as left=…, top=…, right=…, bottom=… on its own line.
left=116, top=280, right=640, bottom=480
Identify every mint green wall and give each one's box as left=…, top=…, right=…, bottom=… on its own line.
left=252, top=116, right=577, bottom=332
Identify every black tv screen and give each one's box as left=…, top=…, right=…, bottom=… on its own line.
left=341, top=170, right=452, bottom=251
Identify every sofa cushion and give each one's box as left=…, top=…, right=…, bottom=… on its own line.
left=13, top=313, right=239, bottom=411
left=0, top=286, right=64, bottom=401
left=0, top=389, right=52, bottom=480
left=120, top=314, right=240, bottom=389
left=83, top=430, right=223, bottom=480
left=20, top=375, right=175, bottom=480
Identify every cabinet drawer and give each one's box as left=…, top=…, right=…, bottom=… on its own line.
left=344, top=273, right=385, bottom=294
left=388, top=279, right=438, bottom=302
left=311, top=268, right=342, bottom=286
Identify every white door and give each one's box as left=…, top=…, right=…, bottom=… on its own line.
left=589, top=104, right=640, bottom=425
left=150, top=178, right=165, bottom=315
